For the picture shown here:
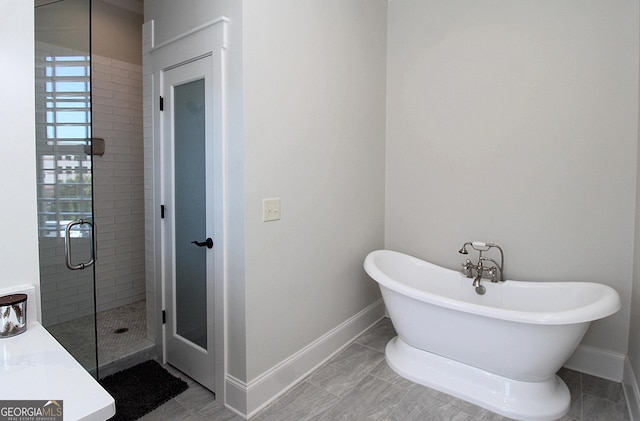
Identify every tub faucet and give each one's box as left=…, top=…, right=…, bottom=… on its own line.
left=458, top=241, right=505, bottom=291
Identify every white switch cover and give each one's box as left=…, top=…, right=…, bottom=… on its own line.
left=263, top=198, right=281, bottom=222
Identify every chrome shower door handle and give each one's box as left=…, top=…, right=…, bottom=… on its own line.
left=64, top=219, right=96, bottom=270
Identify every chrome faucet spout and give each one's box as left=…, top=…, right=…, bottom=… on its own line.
left=472, top=276, right=482, bottom=287
left=472, top=264, right=486, bottom=295
left=472, top=261, right=484, bottom=287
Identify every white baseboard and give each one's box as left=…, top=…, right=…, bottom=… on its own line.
left=563, top=344, right=625, bottom=382
left=224, top=375, right=249, bottom=417
left=624, top=357, right=640, bottom=421
left=225, top=299, right=386, bottom=419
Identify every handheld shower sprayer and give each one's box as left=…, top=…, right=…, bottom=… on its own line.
left=458, top=242, right=472, bottom=255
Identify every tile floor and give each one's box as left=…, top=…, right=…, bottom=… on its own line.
left=96, top=301, right=156, bottom=377
left=47, top=300, right=154, bottom=377
left=139, top=318, right=631, bottom=421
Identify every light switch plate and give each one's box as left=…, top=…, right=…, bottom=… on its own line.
left=263, top=198, right=281, bottom=222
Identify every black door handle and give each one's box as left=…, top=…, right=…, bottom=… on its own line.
left=191, top=238, right=213, bottom=249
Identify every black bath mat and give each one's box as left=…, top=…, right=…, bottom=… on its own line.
left=99, top=360, right=189, bottom=420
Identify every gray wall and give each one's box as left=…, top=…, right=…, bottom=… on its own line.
left=144, top=0, right=387, bottom=384
left=386, top=0, right=638, bottom=358
left=630, top=23, right=640, bottom=404
left=242, top=0, right=387, bottom=380
left=93, top=0, right=143, bottom=65
left=35, top=0, right=89, bottom=54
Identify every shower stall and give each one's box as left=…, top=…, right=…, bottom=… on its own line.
left=34, top=0, right=152, bottom=378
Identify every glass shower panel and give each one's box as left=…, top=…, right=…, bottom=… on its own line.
left=174, top=79, right=207, bottom=350
left=35, top=0, right=98, bottom=376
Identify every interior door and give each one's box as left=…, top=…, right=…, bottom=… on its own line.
left=162, top=56, right=216, bottom=392
left=35, top=0, right=98, bottom=377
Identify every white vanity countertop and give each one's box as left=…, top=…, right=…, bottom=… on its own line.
left=0, top=321, right=116, bottom=421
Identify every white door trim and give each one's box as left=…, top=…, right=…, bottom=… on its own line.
left=144, top=17, right=228, bottom=401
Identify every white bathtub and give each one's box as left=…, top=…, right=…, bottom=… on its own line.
left=364, top=250, right=621, bottom=421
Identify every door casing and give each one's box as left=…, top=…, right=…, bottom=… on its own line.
left=145, top=18, right=228, bottom=401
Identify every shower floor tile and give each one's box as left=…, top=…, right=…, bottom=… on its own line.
left=46, top=300, right=154, bottom=377
left=97, top=301, right=152, bottom=362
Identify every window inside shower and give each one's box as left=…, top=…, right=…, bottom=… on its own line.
left=37, top=54, right=92, bottom=240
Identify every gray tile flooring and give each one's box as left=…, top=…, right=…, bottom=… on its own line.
left=139, top=318, right=631, bottom=421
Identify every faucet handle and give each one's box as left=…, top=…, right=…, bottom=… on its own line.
left=460, top=259, right=473, bottom=278
left=486, top=266, right=498, bottom=282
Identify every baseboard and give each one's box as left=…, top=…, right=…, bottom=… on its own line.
left=623, top=357, right=640, bottom=421
left=563, top=344, right=625, bottom=382
left=224, top=375, right=248, bottom=418
left=225, top=299, right=386, bottom=419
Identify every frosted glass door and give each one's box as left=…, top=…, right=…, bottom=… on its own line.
left=163, top=55, right=215, bottom=392
left=174, top=79, right=207, bottom=349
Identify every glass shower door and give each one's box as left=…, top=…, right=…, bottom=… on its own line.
left=35, top=0, right=98, bottom=376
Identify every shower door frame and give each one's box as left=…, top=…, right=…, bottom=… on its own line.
left=146, top=17, right=228, bottom=400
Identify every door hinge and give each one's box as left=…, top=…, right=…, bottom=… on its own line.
left=159, top=96, right=164, bottom=111
left=160, top=204, right=165, bottom=219
left=162, top=310, right=166, bottom=324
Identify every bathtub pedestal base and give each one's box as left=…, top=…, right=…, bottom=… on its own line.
left=385, top=337, right=570, bottom=421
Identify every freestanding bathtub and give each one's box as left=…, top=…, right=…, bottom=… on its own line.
left=364, top=250, right=621, bottom=421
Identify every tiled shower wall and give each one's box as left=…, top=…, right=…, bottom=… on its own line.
left=37, top=42, right=144, bottom=325
left=91, top=54, right=145, bottom=313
